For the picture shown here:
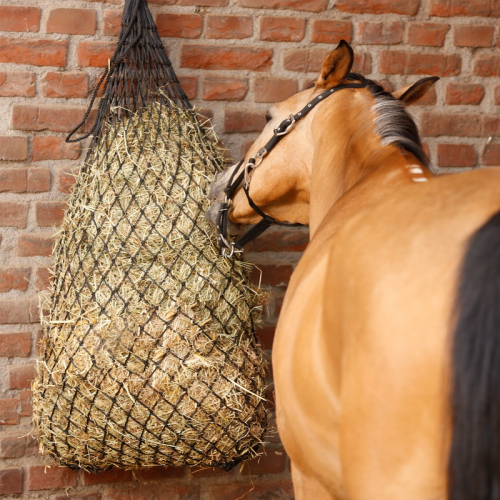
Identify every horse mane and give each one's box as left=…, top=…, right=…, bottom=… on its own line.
left=346, top=73, right=429, bottom=166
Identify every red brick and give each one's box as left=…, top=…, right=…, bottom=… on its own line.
left=454, top=25, right=494, bottom=47
left=18, top=234, right=54, bottom=257
left=494, top=87, right=500, bottom=105
left=474, top=55, right=500, bottom=77
left=0, top=468, right=23, bottom=495
left=28, top=168, right=51, bottom=192
left=311, top=20, right=352, bottom=44
left=0, top=399, right=20, bottom=425
left=135, top=467, right=184, bottom=482
left=35, top=267, right=51, bottom=291
left=0, top=202, right=29, bottom=228
left=41, top=72, right=89, bottom=98
left=240, top=447, right=287, bottom=475
left=47, top=8, right=96, bottom=35
left=446, top=83, right=484, bottom=105
left=0, top=136, right=28, bottom=161
left=203, top=77, right=248, bottom=101
left=407, top=23, right=449, bottom=46
left=0, top=72, right=35, bottom=97
left=358, top=20, right=403, bottom=45
left=103, top=9, right=122, bottom=36
left=246, top=226, right=309, bottom=252
left=283, top=48, right=329, bottom=73
left=353, top=53, right=372, bottom=74
left=77, top=41, right=116, bottom=67
left=430, top=0, right=500, bottom=17
left=256, top=325, right=275, bottom=349
left=206, top=481, right=293, bottom=500
left=0, top=433, right=29, bottom=458
left=260, top=17, right=305, bottom=42
left=56, top=166, right=78, bottom=194
left=178, top=76, right=197, bottom=99
left=239, top=0, right=328, bottom=11
left=83, top=469, right=133, bottom=485
left=0, top=37, right=67, bottom=66
left=251, top=264, right=293, bottom=287
left=0, top=331, right=31, bottom=357
left=437, top=144, right=477, bottom=167
left=0, top=268, right=30, bottom=293
left=28, top=466, right=78, bottom=491
left=0, top=6, right=40, bottom=32
left=25, top=434, right=38, bottom=456
left=225, top=109, right=266, bottom=134
left=36, top=202, right=66, bottom=227
left=420, top=112, right=500, bottom=138
left=336, top=0, right=418, bottom=14
left=482, top=144, right=500, bottom=166
left=19, top=389, right=32, bottom=416
left=206, top=15, right=252, bottom=39
left=181, top=45, right=273, bottom=72
left=9, top=363, right=36, bottom=390
left=254, top=77, right=297, bottom=103
left=156, top=14, right=201, bottom=38
left=13, top=105, right=86, bottom=133
left=0, top=298, right=33, bottom=324
left=380, top=51, right=461, bottom=77
left=32, top=136, right=81, bottom=162
left=0, top=169, right=26, bottom=193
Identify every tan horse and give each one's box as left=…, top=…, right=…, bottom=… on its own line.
left=208, top=41, right=500, bottom=500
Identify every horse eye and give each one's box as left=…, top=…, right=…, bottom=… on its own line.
left=265, top=112, right=272, bottom=122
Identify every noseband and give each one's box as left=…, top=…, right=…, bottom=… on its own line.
left=216, top=80, right=366, bottom=257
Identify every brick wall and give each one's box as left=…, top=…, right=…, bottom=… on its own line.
left=0, top=0, right=498, bottom=498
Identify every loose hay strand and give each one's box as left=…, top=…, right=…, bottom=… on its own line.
left=33, top=100, right=268, bottom=472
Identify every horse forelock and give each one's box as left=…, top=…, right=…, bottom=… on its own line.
left=347, top=73, right=428, bottom=166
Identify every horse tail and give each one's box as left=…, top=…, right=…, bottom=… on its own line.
left=449, top=210, right=500, bottom=500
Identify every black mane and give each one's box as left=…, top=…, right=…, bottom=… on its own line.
left=347, top=73, right=428, bottom=166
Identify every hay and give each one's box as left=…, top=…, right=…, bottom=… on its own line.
left=32, top=100, right=268, bottom=472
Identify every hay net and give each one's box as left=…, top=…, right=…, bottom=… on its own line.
left=32, top=0, right=267, bottom=473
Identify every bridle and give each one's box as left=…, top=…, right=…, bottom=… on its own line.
left=216, top=80, right=366, bottom=257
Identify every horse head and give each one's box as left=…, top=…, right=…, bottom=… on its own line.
left=207, top=40, right=438, bottom=239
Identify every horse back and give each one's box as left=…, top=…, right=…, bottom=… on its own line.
left=274, top=167, right=500, bottom=500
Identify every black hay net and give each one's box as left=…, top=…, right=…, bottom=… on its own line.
left=32, top=0, right=268, bottom=472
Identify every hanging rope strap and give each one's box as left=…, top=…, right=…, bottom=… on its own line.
left=66, top=0, right=142, bottom=143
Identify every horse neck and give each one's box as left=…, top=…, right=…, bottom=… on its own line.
left=308, top=115, right=431, bottom=240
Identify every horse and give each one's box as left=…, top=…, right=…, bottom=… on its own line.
left=207, top=40, right=500, bottom=500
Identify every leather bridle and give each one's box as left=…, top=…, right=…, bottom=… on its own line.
left=215, top=81, right=366, bottom=257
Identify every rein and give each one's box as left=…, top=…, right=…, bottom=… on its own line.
left=216, top=81, right=366, bottom=257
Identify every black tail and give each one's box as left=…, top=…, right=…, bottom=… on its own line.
left=449, top=210, right=500, bottom=500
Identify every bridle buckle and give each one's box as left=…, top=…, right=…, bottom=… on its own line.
left=274, top=114, right=296, bottom=137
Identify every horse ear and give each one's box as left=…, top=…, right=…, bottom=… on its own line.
left=316, top=40, right=354, bottom=88
left=393, top=76, right=440, bottom=106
